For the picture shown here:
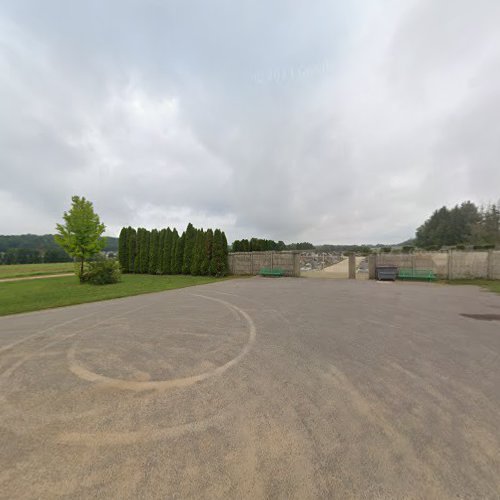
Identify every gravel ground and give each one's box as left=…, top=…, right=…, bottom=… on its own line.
left=1, top=277, right=499, bottom=499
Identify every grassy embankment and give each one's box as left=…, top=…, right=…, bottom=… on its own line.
left=0, top=274, right=229, bottom=316
left=0, top=262, right=74, bottom=279
left=446, top=279, right=500, bottom=294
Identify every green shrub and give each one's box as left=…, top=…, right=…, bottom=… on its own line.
left=81, top=258, right=121, bottom=285
left=473, top=244, right=495, bottom=250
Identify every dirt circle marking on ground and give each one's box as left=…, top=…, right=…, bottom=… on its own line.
left=66, top=293, right=257, bottom=392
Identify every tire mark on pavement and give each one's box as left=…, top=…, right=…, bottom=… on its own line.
left=0, top=306, right=108, bottom=357
left=58, top=412, right=225, bottom=446
left=0, top=304, right=152, bottom=385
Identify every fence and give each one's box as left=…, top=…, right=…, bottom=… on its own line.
left=368, top=250, right=500, bottom=280
left=228, top=251, right=301, bottom=277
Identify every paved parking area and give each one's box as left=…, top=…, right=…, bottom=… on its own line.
left=1, top=277, right=499, bottom=498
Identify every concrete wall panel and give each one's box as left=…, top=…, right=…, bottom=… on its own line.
left=488, top=251, right=500, bottom=279
left=451, top=252, right=488, bottom=279
left=229, top=251, right=300, bottom=277
left=372, top=250, right=499, bottom=280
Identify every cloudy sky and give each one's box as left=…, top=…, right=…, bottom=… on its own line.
left=1, top=0, right=499, bottom=244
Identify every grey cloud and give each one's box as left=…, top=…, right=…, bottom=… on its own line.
left=0, top=0, right=499, bottom=243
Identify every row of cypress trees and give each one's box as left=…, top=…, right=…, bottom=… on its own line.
left=118, top=224, right=229, bottom=276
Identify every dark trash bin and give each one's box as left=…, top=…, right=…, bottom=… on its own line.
left=376, top=265, right=398, bottom=281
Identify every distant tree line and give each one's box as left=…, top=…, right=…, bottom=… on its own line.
left=286, top=242, right=315, bottom=250
left=232, top=238, right=285, bottom=252
left=0, top=234, right=118, bottom=265
left=0, top=246, right=72, bottom=265
left=231, top=238, right=314, bottom=252
left=415, top=201, right=500, bottom=249
left=0, top=234, right=73, bottom=265
left=118, top=224, right=229, bottom=276
left=315, top=244, right=372, bottom=254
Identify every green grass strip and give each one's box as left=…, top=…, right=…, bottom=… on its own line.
left=445, top=279, right=500, bottom=294
left=0, top=262, right=75, bottom=279
left=0, top=274, right=229, bottom=316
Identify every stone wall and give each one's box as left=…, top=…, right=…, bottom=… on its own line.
left=369, top=251, right=500, bottom=280
left=228, top=251, right=300, bottom=277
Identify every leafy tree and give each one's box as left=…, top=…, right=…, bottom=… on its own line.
left=182, top=223, right=197, bottom=274
left=415, top=201, right=484, bottom=248
left=81, top=257, right=121, bottom=285
left=118, top=227, right=129, bottom=272
left=286, top=242, right=314, bottom=250
left=54, top=196, right=106, bottom=282
left=44, top=247, right=72, bottom=263
left=0, top=234, right=118, bottom=255
left=2, top=248, right=42, bottom=264
left=480, top=204, right=500, bottom=246
left=148, top=229, right=160, bottom=274
left=250, top=238, right=261, bottom=251
left=233, top=237, right=296, bottom=252
left=0, top=234, right=56, bottom=253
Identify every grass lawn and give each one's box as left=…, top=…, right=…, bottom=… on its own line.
left=0, top=262, right=75, bottom=279
left=0, top=274, right=230, bottom=316
left=447, top=279, right=500, bottom=294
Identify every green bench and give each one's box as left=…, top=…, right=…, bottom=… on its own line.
left=260, top=267, right=285, bottom=277
left=398, top=268, right=436, bottom=281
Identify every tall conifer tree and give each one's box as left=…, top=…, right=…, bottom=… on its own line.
left=158, top=229, right=166, bottom=273
left=182, top=223, right=197, bottom=274
left=173, top=232, right=185, bottom=274
left=161, top=227, right=173, bottom=274
left=135, top=228, right=143, bottom=273
left=190, top=229, right=204, bottom=275
left=210, top=229, right=227, bottom=276
left=221, top=231, right=229, bottom=275
left=137, top=228, right=151, bottom=274
left=118, top=227, right=129, bottom=272
left=170, top=229, right=179, bottom=273
left=200, top=229, right=213, bottom=275
left=128, top=228, right=137, bottom=272
left=148, top=229, right=160, bottom=274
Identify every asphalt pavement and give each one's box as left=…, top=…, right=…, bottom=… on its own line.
left=1, top=277, right=499, bottom=499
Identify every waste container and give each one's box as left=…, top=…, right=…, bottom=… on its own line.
left=376, top=265, right=398, bottom=281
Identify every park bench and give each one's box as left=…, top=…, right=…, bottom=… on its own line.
left=260, top=267, right=285, bottom=277
left=398, top=268, right=436, bottom=282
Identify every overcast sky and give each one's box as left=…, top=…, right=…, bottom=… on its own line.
left=1, top=0, right=499, bottom=244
